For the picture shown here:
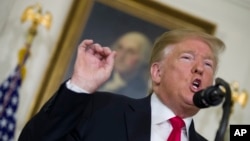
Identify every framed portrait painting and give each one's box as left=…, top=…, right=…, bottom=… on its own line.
left=29, top=0, right=216, bottom=117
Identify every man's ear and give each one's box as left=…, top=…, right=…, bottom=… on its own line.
left=150, top=62, right=162, bottom=84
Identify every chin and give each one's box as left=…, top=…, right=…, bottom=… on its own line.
left=184, top=100, right=198, bottom=110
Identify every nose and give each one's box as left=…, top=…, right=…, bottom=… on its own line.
left=192, top=62, right=204, bottom=75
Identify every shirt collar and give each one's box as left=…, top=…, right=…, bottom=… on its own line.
left=150, top=93, right=192, bottom=136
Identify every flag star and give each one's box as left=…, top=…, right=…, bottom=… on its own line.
left=0, top=118, right=7, bottom=128
left=11, top=96, right=18, bottom=105
left=2, top=133, right=8, bottom=141
left=8, top=123, right=14, bottom=131
left=3, top=81, right=9, bottom=89
left=6, top=107, right=13, bottom=117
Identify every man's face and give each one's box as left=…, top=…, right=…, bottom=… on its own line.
left=153, top=38, right=216, bottom=116
left=114, top=37, right=142, bottom=75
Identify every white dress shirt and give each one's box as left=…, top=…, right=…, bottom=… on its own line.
left=66, top=80, right=192, bottom=141
left=150, top=93, right=191, bottom=141
left=66, top=80, right=90, bottom=93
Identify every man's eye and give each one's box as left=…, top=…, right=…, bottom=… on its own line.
left=205, top=62, right=213, bottom=68
left=205, top=63, right=211, bottom=66
left=181, top=56, right=191, bottom=60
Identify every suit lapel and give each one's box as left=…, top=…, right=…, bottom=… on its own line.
left=189, top=120, right=207, bottom=141
left=125, top=96, right=151, bottom=141
left=124, top=95, right=207, bottom=141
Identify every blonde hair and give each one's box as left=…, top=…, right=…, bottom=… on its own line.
left=150, top=29, right=225, bottom=70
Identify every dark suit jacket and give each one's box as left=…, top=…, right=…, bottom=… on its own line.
left=18, top=83, right=207, bottom=141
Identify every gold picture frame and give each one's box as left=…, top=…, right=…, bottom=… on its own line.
left=29, top=0, right=216, bottom=118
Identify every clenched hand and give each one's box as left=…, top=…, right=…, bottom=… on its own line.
left=71, top=39, right=116, bottom=93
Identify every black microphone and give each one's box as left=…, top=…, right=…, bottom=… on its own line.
left=193, top=78, right=226, bottom=108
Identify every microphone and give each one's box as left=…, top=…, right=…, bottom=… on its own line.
left=193, top=78, right=226, bottom=108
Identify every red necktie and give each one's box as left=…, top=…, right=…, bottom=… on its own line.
left=167, top=116, right=185, bottom=141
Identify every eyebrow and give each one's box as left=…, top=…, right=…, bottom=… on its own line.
left=180, top=51, right=215, bottom=61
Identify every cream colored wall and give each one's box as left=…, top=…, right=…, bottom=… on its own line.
left=157, top=0, right=250, bottom=140
left=1, top=0, right=249, bottom=141
left=0, top=0, right=73, bottom=140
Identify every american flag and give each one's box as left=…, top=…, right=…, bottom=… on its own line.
left=0, top=66, right=22, bottom=141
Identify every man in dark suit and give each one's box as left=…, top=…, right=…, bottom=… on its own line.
left=18, top=29, right=225, bottom=141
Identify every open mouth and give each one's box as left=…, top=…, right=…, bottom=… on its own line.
left=191, top=78, right=201, bottom=92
